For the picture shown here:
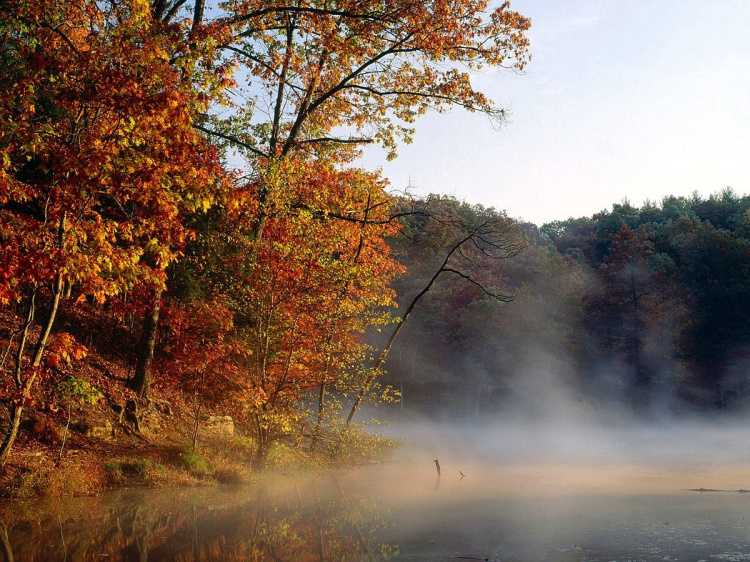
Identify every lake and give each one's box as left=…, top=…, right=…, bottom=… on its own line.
left=4, top=454, right=750, bottom=562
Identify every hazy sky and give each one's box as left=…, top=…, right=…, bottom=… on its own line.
left=359, top=0, right=750, bottom=225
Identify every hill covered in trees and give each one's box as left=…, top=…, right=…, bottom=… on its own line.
left=387, top=189, right=750, bottom=420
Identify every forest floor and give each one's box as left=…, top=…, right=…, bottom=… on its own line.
left=0, top=307, right=393, bottom=499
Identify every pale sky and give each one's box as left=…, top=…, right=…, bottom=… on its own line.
left=359, top=0, right=750, bottom=225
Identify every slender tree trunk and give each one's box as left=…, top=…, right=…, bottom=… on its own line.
left=0, top=405, right=23, bottom=467
left=1, top=369, right=45, bottom=467
left=254, top=427, right=269, bottom=469
left=316, top=383, right=326, bottom=427
left=13, top=293, right=35, bottom=386
left=344, top=273, right=435, bottom=425
left=345, top=332, right=397, bottom=426
left=0, top=293, right=36, bottom=467
left=310, top=383, right=326, bottom=450
left=317, top=523, right=326, bottom=562
left=346, top=232, right=474, bottom=425
left=58, top=404, right=71, bottom=461
left=133, top=287, right=162, bottom=399
left=192, top=396, right=201, bottom=451
left=6, top=217, right=66, bottom=467
left=32, top=272, right=63, bottom=368
left=32, top=213, right=66, bottom=369
left=0, top=519, right=14, bottom=562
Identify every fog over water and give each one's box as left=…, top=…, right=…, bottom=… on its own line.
left=7, top=412, right=750, bottom=561
left=381, top=416, right=750, bottom=495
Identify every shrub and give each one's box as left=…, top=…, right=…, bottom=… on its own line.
left=180, top=448, right=212, bottom=477
left=57, top=376, right=103, bottom=406
left=214, top=465, right=250, bottom=485
left=104, top=458, right=166, bottom=485
left=13, top=459, right=106, bottom=498
left=333, top=426, right=398, bottom=464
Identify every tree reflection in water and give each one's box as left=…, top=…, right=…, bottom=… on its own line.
left=0, top=473, right=398, bottom=562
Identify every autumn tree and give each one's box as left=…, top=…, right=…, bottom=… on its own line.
left=171, top=158, right=403, bottom=462
left=191, top=0, right=531, bottom=435
left=0, top=0, right=227, bottom=464
left=203, top=0, right=530, bottom=237
left=156, top=298, right=247, bottom=448
left=0, top=0, right=532, bottom=465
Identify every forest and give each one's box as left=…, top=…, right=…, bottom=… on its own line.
left=388, top=190, right=750, bottom=420
left=1, top=0, right=749, bottom=502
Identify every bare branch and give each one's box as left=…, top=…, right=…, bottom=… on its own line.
left=221, top=46, right=306, bottom=93
left=192, top=123, right=268, bottom=158
left=223, top=6, right=399, bottom=27
left=163, top=0, right=188, bottom=23
left=441, top=267, right=513, bottom=302
left=295, top=136, right=374, bottom=146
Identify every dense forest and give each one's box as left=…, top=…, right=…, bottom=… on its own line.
left=389, top=189, right=750, bottom=420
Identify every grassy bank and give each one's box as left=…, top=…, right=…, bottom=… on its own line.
left=0, top=423, right=397, bottom=499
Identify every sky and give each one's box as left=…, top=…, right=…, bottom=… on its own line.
left=359, top=0, right=750, bottom=225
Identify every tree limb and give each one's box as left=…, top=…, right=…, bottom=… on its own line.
left=441, top=268, right=513, bottom=302
left=193, top=123, right=268, bottom=158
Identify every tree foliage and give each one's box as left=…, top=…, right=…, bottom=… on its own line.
left=0, top=0, right=532, bottom=465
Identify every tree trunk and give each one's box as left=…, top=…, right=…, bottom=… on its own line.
left=133, top=288, right=162, bottom=399
left=0, top=405, right=23, bottom=467
left=254, top=428, right=269, bottom=469
left=345, top=291, right=421, bottom=425
left=0, top=294, right=36, bottom=467
left=58, top=404, right=71, bottom=462
left=0, top=519, right=14, bottom=562
left=192, top=398, right=201, bottom=451
left=345, top=232, right=475, bottom=425
left=0, top=217, right=65, bottom=466
left=32, top=272, right=63, bottom=368
left=32, top=213, right=66, bottom=369
left=310, top=383, right=326, bottom=450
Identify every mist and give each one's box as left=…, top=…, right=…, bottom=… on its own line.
left=362, top=197, right=750, bottom=504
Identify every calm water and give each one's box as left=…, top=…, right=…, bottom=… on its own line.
left=4, top=460, right=750, bottom=561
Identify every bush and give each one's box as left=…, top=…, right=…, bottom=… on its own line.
left=225, top=435, right=256, bottom=458
left=57, top=376, right=103, bottom=406
left=214, top=465, right=250, bottom=485
left=12, top=459, right=106, bottom=498
left=333, top=426, right=398, bottom=464
left=180, top=448, right=212, bottom=477
left=265, top=441, right=310, bottom=470
left=104, top=458, right=166, bottom=485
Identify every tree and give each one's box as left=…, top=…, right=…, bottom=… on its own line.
left=0, top=0, right=227, bottom=463
left=346, top=197, right=523, bottom=424
left=157, top=298, right=246, bottom=449
left=132, top=0, right=532, bottom=421
left=185, top=158, right=404, bottom=462
left=203, top=0, right=531, bottom=241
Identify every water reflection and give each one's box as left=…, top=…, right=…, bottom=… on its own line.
left=0, top=472, right=397, bottom=562
left=7, top=461, right=750, bottom=561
